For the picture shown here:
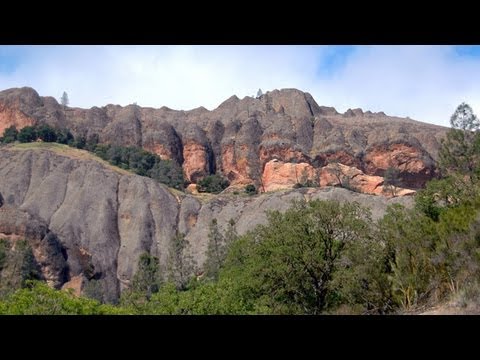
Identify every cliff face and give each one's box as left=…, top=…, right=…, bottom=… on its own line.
left=0, top=87, right=447, bottom=192
left=0, top=146, right=413, bottom=301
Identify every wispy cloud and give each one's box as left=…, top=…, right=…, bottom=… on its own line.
left=1, top=45, right=480, bottom=127
left=313, top=45, right=480, bottom=127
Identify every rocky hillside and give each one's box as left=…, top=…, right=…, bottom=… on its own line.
left=0, top=87, right=448, bottom=193
left=0, top=144, right=413, bottom=301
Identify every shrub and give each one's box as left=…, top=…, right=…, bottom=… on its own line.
left=36, top=124, right=58, bottom=142
left=1, top=126, right=18, bottom=143
left=197, top=174, right=230, bottom=194
left=244, top=184, right=257, bottom=195
left=17, top=126, right=38, bottom=143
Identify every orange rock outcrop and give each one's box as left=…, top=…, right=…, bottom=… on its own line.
left=183, top=142, right=209, bottom=182
left=261, top=159, right=317, bottom=192
left=0, top=104, right=35, bottom=135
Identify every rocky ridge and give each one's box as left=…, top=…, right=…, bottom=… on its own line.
left=0, top=87, right=448, bottom=193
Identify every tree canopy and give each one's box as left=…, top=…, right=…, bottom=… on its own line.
left=61, top=91, right=69, bottom=108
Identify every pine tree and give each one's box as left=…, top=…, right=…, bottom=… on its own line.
left=168, top=231, right=196, bottom=290
left=204, top=219, right=226, bottom=280
left=61, top=91, right=69, bottom=108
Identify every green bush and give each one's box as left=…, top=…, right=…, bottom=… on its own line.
left=1, top=126, right=18, bottom=143
left=0, top=239, right=41, bottom=297
left=197, top=174, right=230, bottom=194
left=36, top=124, right=58, bottom=142
left=17, top=126, right=38, bottom=143
left=244, top=184, right=257, bottom=195
left=0, top=281, right=129, bottom=315
left=148, top=159, right=185, bottom=190
left=56, top=128, right=74, bottom=144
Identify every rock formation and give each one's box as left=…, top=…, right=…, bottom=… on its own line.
left=0, top=87, right=448, bottom=193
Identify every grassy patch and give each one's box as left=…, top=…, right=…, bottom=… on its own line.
left=10, top=142, right=131, bottom=175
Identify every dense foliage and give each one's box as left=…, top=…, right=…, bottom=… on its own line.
left=244, top=184, right=257, bottom=195
left=93, top=144, right=185, bottom=190
left=0, top=125, right=185, bottom=190
left=1, top=124, right=73, bottom=144
left=0, top=239, right=41, bottom=298
left=197, top=174, right=230, bottom=194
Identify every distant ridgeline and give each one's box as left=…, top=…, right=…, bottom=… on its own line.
left=0, top=124, right=185, bottom=190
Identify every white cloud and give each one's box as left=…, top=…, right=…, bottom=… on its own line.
left=1, top=45, right=480, bottom=127
left=309, top=45, right=480, bottom=127
left=0, top=45, right=323, bottom=111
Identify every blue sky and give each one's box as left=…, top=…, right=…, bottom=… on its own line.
left=1, top=45, right=479, bottom=127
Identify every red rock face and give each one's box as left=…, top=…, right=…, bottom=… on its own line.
left=221, top=144, right=258, bottom=185
left=221, top=144, right=251, bottom=184
left=261, top=160, right=317, bottom=192
left=314, top=150, right=360, bottom=168
left=143, top=144, right=173, bottom=160
left=365, top=143, right=423, bottom=172
left=319, top=163, right=383, bottom=194
left=0, top=103, right=35, bottom=135
left=183, top=142, right=209, bottom=183
left=259, top=145, right=309, bottom=165
left=319, top=162, right=415, bottom=196
left=364, top=143, right=434, bottom=188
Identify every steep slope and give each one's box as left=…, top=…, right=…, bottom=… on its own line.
left=0, top=87, right=448, bottom=191
left=0, top=145, right=413, bottom=301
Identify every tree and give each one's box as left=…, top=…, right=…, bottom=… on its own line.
left=0, top=240, right=40, bottom=297
left=415, top=178, right=449, bottom=221
left=439, top=103, right=480, bottom=179
left=1, top=126, right=18, bottom=143
left=377, top=204, right=439, bottom=310
left=436, top=103, right=480, bottom=203
left=224, top=219, right=238, bottom=245
left=204, top=219, right=227, bottom=280
left=168, top=231, right=196, bottom=290
left=17, top=126, right=37, bottom=143
left=61, top=91, right=69, bottom=109
left=130, top=253, right=161, bottom=299
left=73, top=135, right=86, bottom=149
left=244, top=184, right=257, bottom=195
left=197, top=174, right=230, bottom=194
left=36, top=124, right=57, bottom=142
left=434, top=203, right=479, bottom=296
left=326, top=161, right=355, bottom=191
left=383, top=166, right=401, bottom=197
left=450, top=102, right=480, bottom=131
left=148, top=159, right=185, bottom=190
left=204, top=219, right=237, bottom=281
left=86, top=134, right=99, bottom=152
left=223, top=199, right=372, bottom=314
left=256, top=89, right=263, bottom=98
left=56, top=128, right=74, bottom=144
